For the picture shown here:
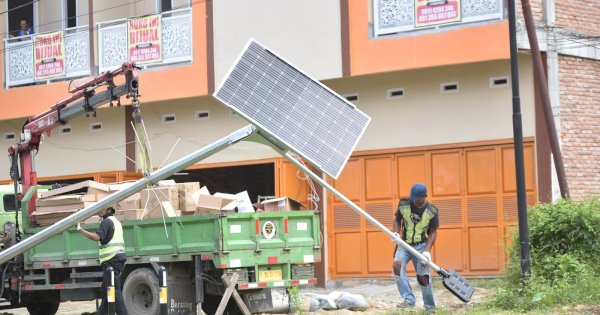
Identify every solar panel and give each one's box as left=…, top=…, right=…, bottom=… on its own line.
left=214, top=39, right=371, bottom=179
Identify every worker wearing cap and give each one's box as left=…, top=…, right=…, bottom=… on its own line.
left=78, top=206, right=128, bottom=314
left=392, top=183, right=439, bottom=313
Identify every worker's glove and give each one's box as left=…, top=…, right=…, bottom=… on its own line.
left=391, top=232, right=401, bottom=244
left=421, top=251, right=431, bottom=266
left=76, top=222, right=82, bottom=231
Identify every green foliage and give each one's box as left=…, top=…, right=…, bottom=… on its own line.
left=489, top=197, right=600, bottom=312
left=288, top=286, right=306, bottom=315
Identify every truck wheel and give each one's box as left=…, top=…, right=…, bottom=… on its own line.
left=123, top=268, right=160, bottom=315
left=26, top=301, right=60, bottom=315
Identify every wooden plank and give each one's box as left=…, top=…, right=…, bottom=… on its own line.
left=222, top=274, right=251, bottom=315
left=215, top=273, right=239, bottom=315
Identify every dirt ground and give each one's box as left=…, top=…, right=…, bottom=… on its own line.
left=304, top=278, right=493, bottom=314
left=0, top=278, right=493, bottom=315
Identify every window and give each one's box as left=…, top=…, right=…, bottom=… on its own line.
left=3, top=132, right=16, bottom=142
left=195, top=110, right=209, bottom=120
left=65, top=0, right=77, bottom=28
left=440, top=82, right=459, bottom=94
left=387, top=88, right=405, bottom=99
left=89, top=123, right=103, bottom=132
left=59, top=125, right=72, bottom=135
left=343, top=93, right=359, bottom=104
left=158, top=0, right=172, bottom=12
left=162, top=114, right=176, bottom=124
left=490, top=76, right=509, bottom=88
left=8, top=0, right=36, bottom=38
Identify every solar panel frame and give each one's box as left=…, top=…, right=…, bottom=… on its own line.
left=213, top=39, right=371, bottom=179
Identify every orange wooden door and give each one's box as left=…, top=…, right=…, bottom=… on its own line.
left=328, top=142, right=537, bottom=278
left=275, top=159, right=310, bottom=207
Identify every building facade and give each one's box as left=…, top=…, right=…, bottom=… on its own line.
left=0, top=0, right=598, bottom=283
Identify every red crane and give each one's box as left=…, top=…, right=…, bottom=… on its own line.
left=8, top=63, right=140, bottom=223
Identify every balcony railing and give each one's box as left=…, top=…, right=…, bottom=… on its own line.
left=4, top=25, right=90, bottom=88
left=373, top=0, right=504, bottom=37
left=3, top=8, right=193, bottom=89
left=98, top=8, right=193, bottom=73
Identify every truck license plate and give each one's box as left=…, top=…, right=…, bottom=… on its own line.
left=259, top=269, right=282, bottom=282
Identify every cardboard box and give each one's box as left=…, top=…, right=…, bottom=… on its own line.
left=36, top=194, right=97, bottom=206
left=261, top=197, right=306, bottom=212
left=194, top=208, right=221, bottom=215
left=115, top=209, right=144, bottom=221
left=232, top=191, right=254, bottom=213
left=35, top=202, right=97, bottom=213
left=107, top=182, right=135, bottom=191
left=115, top=193, right=141, bottom=210
left=175, top=182, right=200, bottom=197
left=140, top=186, right=179, bottom=216
left=179, top=196, right=196, bottom=212
left=33, top=209, right=78, bottom=226
left=141, top=202, right=179, bottom=220
left=196, top=192, right=235, bottom=213
left=40, top=181, right=110, bottom=198
left=83, top=216, right=101, bottom=225
left=158, top=180, right=176, bottom=186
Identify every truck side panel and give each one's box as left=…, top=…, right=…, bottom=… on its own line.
left=24, top=211, right=319, bottom=269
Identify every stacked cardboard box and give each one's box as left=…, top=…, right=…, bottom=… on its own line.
left=33, top=181, right=112, bottom=226
left=177, top=182, right=200, bottom=213
left=34, top=179, right=308, bottom=226
left=185, top=186, right=254, bottom=215
left=260, top=197, right=307, bottom=212
left=139, top=186, right=179, bottom=219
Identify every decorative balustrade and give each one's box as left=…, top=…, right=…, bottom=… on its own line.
left=4, top=26, right=90, bottom=88
left=3, top=8, right=193, bottom=88
left=373, top=0, right=504, bottom=36
left=98, top=8, right=193, bottom=73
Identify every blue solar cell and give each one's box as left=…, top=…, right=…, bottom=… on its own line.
left=214, top=40, right=371, bottom=179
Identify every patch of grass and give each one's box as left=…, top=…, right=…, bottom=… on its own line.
left=288, top=286, right=306, bottom=315
left=486, top=197, right=600, bottom=313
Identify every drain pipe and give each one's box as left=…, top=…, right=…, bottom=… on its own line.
left=521, top=0, right=570, bottom=199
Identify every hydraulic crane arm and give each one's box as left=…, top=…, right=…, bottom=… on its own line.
left=8, top=63, right=140, bottom=221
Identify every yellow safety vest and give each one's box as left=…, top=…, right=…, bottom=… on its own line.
left=98, top=216, right=125, bottom=264
left=399, top=203, right=438, bottom=244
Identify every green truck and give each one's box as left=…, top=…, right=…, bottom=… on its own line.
left=1, top=187, right=321, bottom=315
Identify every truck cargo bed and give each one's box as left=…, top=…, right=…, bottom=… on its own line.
left=24, top=211, right=321, bottom=271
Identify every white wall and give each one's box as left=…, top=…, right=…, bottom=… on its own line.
left=324, top=56, right=536, bottom=151
left=37, top=106, right=126, bottom=176
left=0, top=119, right=23, bottom=181
left=139, top=97, right=279, bottom=171
left=38, top=1, right=63, bottom=33
left=0, top=57, right=536, bottom=180
left=213, top=0, right=342, bottom=85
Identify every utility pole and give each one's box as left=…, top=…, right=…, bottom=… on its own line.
left=508, top=0, right=531, bottom=278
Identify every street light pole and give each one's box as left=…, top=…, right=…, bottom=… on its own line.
left=508, top=0, right=531, bottom=278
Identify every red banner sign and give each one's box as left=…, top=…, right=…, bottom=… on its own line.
left=33, top=31, right=66, bottom=80
left=415, top=0, right=461, bottom=28
left=128, top=14, right=162, bottom=65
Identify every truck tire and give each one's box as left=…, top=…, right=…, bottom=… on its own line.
left=26, top=301, right=60, bottom=315
left=123, top=268, right=160, bottom=315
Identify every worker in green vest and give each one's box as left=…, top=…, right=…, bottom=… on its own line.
left=392, top=183, right=439, bottom=314
left=78, top=206, right=128, bottom=314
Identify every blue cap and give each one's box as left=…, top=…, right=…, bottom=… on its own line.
left=409, top=183, right=427, bottom=201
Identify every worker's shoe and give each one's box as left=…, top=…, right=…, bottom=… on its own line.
left=425, top=307, right=436, bottom=314
left=396, top=301, right=415, bottom=308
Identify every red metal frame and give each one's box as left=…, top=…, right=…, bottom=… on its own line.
left=7, top=63, right=139, bottom=221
